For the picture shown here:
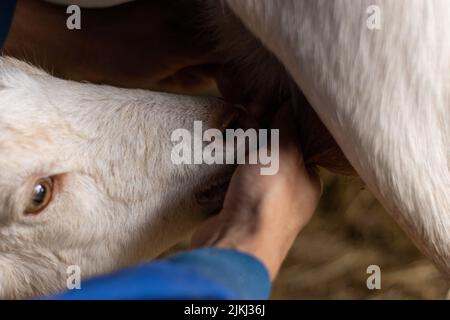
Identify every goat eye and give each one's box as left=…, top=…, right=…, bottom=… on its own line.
left=25, top=177, right=53, bottom=215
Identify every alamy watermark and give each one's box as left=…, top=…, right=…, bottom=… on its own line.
left=66, top=265, right=81, bottom=290
left=367, top=5, right=382, bottom=30
left=366, top=265, right=381, bottom=290
left=171, top=121, right=280, bottom=175
left=66, top=5, right=81, bottom=30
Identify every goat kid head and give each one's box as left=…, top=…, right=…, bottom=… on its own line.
left=0, top=57, right=237, bottom=299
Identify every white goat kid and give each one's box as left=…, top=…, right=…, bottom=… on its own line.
left=0, top=57, right=235, bottom=299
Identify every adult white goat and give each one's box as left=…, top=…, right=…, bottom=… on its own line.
left=222, top=0, right=450, bottom=276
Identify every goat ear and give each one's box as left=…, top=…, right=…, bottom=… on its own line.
left=0, top=56, right=47, bottom=76
left=0, top=56, right=48, bottom=91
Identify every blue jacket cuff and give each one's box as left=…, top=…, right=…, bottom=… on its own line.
left=167, top=247, right=271, bottom=300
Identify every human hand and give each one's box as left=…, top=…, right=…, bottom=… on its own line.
left=191, top=105, right=322, bottom=280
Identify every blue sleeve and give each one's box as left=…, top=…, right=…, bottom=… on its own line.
left=46, top=248, right=271, bottom=300
left=0, top=0, right=16, bottom=48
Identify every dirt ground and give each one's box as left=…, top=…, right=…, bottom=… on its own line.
left=271, top=172, right=449, bottom=299
left=166, top=171, right=449, bottom=300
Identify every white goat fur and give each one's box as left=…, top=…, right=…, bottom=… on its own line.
left=0, top=57, right=232, bottom=298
